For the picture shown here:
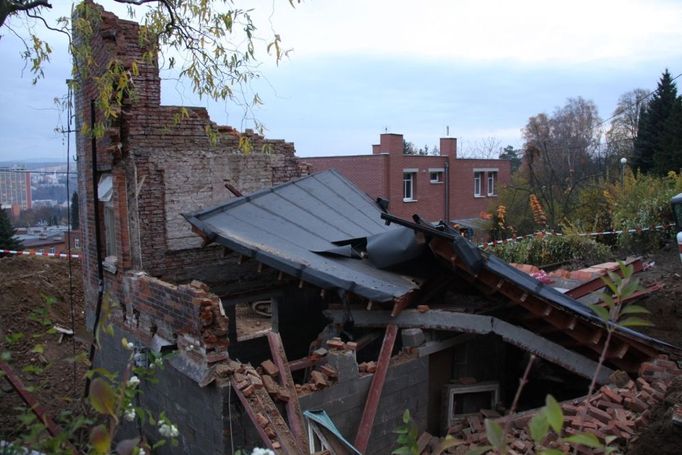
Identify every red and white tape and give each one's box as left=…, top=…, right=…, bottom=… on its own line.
left=0, top=249, right=80, bottom=259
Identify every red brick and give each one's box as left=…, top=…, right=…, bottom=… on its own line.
left=260, top=359, right=279, bottom=377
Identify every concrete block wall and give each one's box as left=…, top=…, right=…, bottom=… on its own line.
left=299, top=355, right=429, bottom=455
left=95, top=326, right=228, bottom=455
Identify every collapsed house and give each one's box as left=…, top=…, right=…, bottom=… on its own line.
left=75, top=5, right=681, bottom=455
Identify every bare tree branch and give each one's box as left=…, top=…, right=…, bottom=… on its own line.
left=0, top=0, right=52, bottom=28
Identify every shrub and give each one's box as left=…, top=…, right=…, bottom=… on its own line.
left=489, top=234, right=611, bottom=267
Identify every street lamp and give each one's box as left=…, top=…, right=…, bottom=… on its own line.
left=620, top=157, right=627, bottom=186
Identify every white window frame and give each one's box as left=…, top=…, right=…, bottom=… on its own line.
left=74, top=238, right=80, bottom=249
left=429, top=168, right=444, bottom=184
left=403, top=171, right=417, bottom=201
left=474, top=172, right=483, bottom=197
left=487, top=171, right=497, bottom=196
left=49, top=247, right=56, bottom=254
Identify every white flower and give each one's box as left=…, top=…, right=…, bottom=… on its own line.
left=158, top=423, right=171, bottom=437
left=127, top=342, right=135, bottom=350
left=124, top=406, right=136, bottom=422
left=137, top=449, right=146, bottom=455
left=251, top=449, right=275, bottom=455
left=128, top=375, right=140, bottom=387
left=158, top=422, right=179, bottom=438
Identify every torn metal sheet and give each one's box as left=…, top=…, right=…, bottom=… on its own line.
left=304, top=410, right=362, bottom=455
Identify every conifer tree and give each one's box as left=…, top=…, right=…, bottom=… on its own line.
left=0, top=209, right=22, bottom=251
left=633, top=70, right=680, bottom=174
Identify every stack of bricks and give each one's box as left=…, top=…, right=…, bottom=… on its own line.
left=295, top=363, right=338, bottom=395
left=417, top=355, right=681, bottom=455
left=325, top=336, right=358, bottom=352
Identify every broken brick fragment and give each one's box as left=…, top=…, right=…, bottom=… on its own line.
left=326, top=338, right=345, bottom=350
left=344, top=341, right=358, bottom=351
left=260, top=359, right=279, bottom=377
left=310, top=370, right=328, bottom=389
left=255, top=413, right=269, bottom=428
left=417, top=304, right=430, bottom=313
left=242, top=384, right=255, bottom=397
left=275, top=388, right=291, bottom=402
left=319, top=364, right=337, bottom=379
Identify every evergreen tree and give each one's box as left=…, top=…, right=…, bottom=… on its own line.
left=0, top=209, right=22, bottom=251
left=70, top=192, right=80, bottom=230
left=633, top=70, right=679, bottom=174
left=656, top=97, right=682, bottom=174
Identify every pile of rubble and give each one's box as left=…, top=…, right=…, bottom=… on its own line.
left=416, top=356, right=681, bottom=455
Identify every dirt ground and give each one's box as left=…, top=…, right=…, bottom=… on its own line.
left=625, top=241, right=682, bottom=347
left=0, top=255, right=88, bottom=440
left=0, top=244, right=681, bottom=451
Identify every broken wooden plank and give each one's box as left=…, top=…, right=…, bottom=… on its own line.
left=268, top=331, right=309, bottom=453
left=232, top=379, right=301, bottom=454
left=354, top=324, right=398, bottom=453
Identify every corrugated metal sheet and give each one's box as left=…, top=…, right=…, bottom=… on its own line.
left=184, top=170, right=420, bottom=302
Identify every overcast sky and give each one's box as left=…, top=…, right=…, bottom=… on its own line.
left=1, top=0, right=681, bottom=162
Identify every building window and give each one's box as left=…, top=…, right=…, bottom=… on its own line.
left=487, top=171, right=498, bottom=196
left=49, top=247, right=56, bottom=254
left=403, top=172, right=416, bottom=201
left=74, top=238, right=80, bottom=249
left=429, top=169, right=444, bottom=183
left=474, top=172, right=483, bottom=197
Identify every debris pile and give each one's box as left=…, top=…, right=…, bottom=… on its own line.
left=416, top=356, right=682, bottom=454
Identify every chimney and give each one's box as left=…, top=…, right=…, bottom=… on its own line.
left=372, top=133, right=404, bottom=155
left=440, top=137, right=457, bottom=158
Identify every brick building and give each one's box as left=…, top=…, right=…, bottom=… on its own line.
left=301, top=133, right=511, bottom=226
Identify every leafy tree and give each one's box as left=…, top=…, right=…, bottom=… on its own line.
left=70, top=191, right=79, bottom=230
left=521, top=97, right=602, bottom=227
left=499, top=145, right=522, bottom=173
left=0, top=208, right=22, bottom=250
left=606, top=88, right=648, bottom=160
left=1, top=0, right=298, bottom=138
left=633, top=70, right=681, bottom=174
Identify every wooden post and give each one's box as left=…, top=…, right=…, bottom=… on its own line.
left=354, top=323, right=398, bottom=453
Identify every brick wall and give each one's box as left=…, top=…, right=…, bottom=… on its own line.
left=303, top=133, right=512, bottom=224
left=300, top=154, right=388, bottom=199
left=75, top=4, right=306, bottom=325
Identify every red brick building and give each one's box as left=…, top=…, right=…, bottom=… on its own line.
left=301, top=133, right=511, bottom=225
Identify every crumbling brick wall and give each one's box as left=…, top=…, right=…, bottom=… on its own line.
left=75, top=4, right=306, bottom=322
left=73, top=5, right=308, bottom=453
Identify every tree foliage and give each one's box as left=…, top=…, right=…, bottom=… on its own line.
left=499, top=145, right=522, bottom=173
left=1, top=0, right=298, bottom=138
left=0, top=208, right=23, bottom=250
left=606, top=88, right=648, bottom=162
left=633, top=70, right=682, bottom=175
left=521, top=97, right=602, bottom=227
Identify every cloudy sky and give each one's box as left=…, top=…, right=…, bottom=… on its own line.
left=1, top=0, right=682, bottom=162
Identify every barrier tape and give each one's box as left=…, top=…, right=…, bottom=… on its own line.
left=0, top=249, right=80, bottom=259
left=481, top=224, right=674, bottom=248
